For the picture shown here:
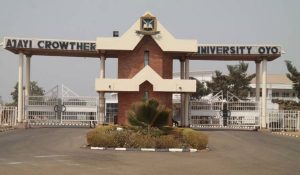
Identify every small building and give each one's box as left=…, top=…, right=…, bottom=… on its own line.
left=249, top=74, right=298, bottom=102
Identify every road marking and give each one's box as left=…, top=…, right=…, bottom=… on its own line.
left=56, top=159, right=69, bottom=162
left=67, top=163, right=80, bottom=166
left=96, top=167, right=112, bottom=170
left=34, top=155, right=68, bottom=158
left=7, top=162, right=23, bottom=165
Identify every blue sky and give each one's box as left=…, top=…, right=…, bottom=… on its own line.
left=0, top=0, right=299, bottom=102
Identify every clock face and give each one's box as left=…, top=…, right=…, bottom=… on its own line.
left=141, top=18, right=155, bottom=31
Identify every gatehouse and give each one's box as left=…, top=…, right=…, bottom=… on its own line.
left=2, top=11, right=283, bottom=129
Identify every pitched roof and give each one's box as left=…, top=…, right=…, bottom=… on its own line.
left=251, top=74, right=293, bottom=84
left=96, top=12, right=197, bottom=52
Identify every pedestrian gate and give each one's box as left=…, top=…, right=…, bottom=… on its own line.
left=26, top=85, right=97, bottom=126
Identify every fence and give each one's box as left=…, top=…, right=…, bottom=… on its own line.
left=268, top=110, right=299, bottom=131
left=0, top=106, right=17, bottom=127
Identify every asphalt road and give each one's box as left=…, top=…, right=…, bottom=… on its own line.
left=0, top=128, right=299, bottom=175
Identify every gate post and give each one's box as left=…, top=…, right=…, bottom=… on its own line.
left=184, top=58, right=190, bottom=127
left=297, top=111, right=300, bottom=131
left=98, top=54, right=106, bottom=125
left=25, top=55, right=31, bottom=122
left=255, top=60, right=261, bottom=102
left=17, top=52, right=24, bottom=123
left=180, top=58, right=185, bottom=127
left=261, top=58, right=267, bottom=129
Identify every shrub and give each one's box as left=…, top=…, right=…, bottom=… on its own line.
left=155, top=135, right=182, bottom=149
left=86, top=126, right=208, bottom=150
left=133, top=134, right=156, bottom=148
left=182, top=128, right=208, bottom=150
left=127, top=99, right=170, bottom=136
left=86, top=125, right=116, bottom=147
left=112, top=129, right=136, bottom=147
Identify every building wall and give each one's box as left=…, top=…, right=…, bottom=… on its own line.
left=117, top=36, right=173, bottom=125
left=249, top=89, right=297, bottom=98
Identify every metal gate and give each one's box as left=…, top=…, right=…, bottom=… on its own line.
left=0, top=106, right=17, bottom=127
left=189, top=91, right=260, bottom=129
left=268, top=110, right=299, bottom=131
left=27, top=85, right=97, bottom=127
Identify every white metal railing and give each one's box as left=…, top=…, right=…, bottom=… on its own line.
left=62, top=112, right=97, bottom=122
left=27, top=111, right=58, bottom=122
left=227, top=101, right=259, bottom=111
left=227, top=116, right=259, bottom=126
left=268, top=110, right=299, bottom=131
left=227, top=102, right=260, bottom=126
left=190, top=100, right=223, bottom=127
left=190, top=116, right=222, bottom=126
left=190, top=101, right=223, bottom=111
left=0, top=106, right=17, bottom=127
left=27, top=96, right=59, bottom=106
left=61, top=96, right=98, bottom=124
left=62, top=96, right=97, bottom=107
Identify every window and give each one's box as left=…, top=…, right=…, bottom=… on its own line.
left=282, top=92, right=290, bottom=97
left=144, top=51, right=149, bottom=66
left=144, top=91, right=149, bottom=100
left=105, top=103, right=118, bottom=123
left=272, top=92, right=279, bottom=97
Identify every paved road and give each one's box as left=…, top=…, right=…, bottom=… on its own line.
left=0, top=128, right=299, bottom=175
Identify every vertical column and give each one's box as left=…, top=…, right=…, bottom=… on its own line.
left=267, top=89, right=272, bottom=98
left=184, top=58, right=190, bottom=127
left=180, top=59, right=185, bottom=127
left=17, top=53, right=24, bottom=123
left=255, top=61, right=261, bottom=102
left=25, top=55, right=31, bottom=97
left=98, top=54, right=106, bottom=125
left=261, top=59, right=267, bottom=129
left=25, top=55, right=31, bottom=121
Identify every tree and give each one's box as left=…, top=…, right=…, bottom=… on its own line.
left=285, top=60, right=300, bottom=99
left=189, top=77, right=209, bottom=99
left=206, top=70, right=230, bottom=97
left=206, top=62, right=255, bottom=100
left=227, top=62, right=255, bottom=99
left=10, top=81, right=45, bottom=106
left=127, top=99, right=170, bottom=136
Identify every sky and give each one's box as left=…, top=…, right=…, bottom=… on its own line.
left=0, top=0, right=299, bottom=103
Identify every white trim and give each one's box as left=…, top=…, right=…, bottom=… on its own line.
left=95, top=66, right=196, bottom=92
left=141, top=148, right=155, bottom=152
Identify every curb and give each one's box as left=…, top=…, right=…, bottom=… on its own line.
left=0, top=127, right=15, bottom=133
left=90, top=146, right=198, bottom=152
left=271, top=132, right=299, bottom=138
left=29, top=123, right=90, bottom=127
left=191, top=125, right=257, bottom=130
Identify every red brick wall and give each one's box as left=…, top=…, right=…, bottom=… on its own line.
left=117, top=36, right=173, bottom=125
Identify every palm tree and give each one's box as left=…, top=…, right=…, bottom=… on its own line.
left=127, top=99, right=170, bottom=136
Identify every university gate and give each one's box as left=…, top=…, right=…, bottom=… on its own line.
left=26, top=85, right=97, bottom=127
